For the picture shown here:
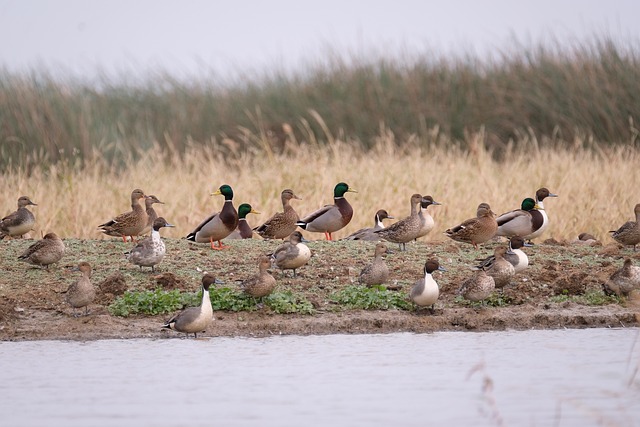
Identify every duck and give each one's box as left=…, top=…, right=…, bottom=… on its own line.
left=444, top=203, right=498, bottom=249
left=610, top=203, right=640, bottom=251
left=478, top=246, right=515, bottom=289
left=0, top=196, right=37, bottom=239
left=270, top=231, right=311, bottom=277
left=240, top=255, right=277, bottom=298
left=476, top=236, right=531, bottom=273
left=66, top=261, right=95, bottom=317
left=415, top=195, right=441, bottom=240
left=374, top=194, right=424, bottom=251
left=343, top=209, right=394, bottom=241
left=162, top=274, right=217, bottom=338
left=410, top=259, right=446, bottom=312
left=496, top=188, right=558, bottom=241
left=358, top=242, right=390, bottom=286
left=186, top=184, right=239, bottom=250
left=254, top=189, right=301, bottom=240
left=458, top=270, right=496, bottom=302
left=18, top=232, right=65, bottom=269
left=296, top=182, right=356, bottom=240
left=126, top=217, right=174, bottom=272
left=603, top=258, right=640, bottom=297
left=140, top=194, right=164, bottom=236
left=227, top=203, right=260, bottom=239
left=98, top=189, right=148, bottom=242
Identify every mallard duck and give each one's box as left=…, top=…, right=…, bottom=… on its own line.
left=98, top=189, right=148, bottom=242
left=458, top=270, right=495, bottom=302
left=254, top=189, right=301, bottom=240
left=416, top=195, right=441, bottom=240
left=410, top=259, right=446, bottom=311
left=0, top=196, right=37, bottom=239
left=476, top=236, right=531, bottom=273
left=343, top=209, right=394, bottom=241
left=66, top=262, right=95, bottom=317
left=227, top=203, right=260, bottom=239
left=126, top=217, right=174, bottom=272
left=496, top=188, right=558, bottom=241
left=270, top=231, right=311, bottom=277
left=18, top=232, right=65, bottom=269
left=186, top=184, right=239, bottom=250
left=358, top=242, right=390, bottom=286
left=603, top=258, right=640, bottom=297
left=374, top=194, right=424, bottom=251
left=141, top=195, right=164, bottom=235
left=240, top=255, right=277, bottom=298
left=610, top=203, right=640, bottom=251
left=162, top=274, right=217, bottom=338
left=478, top=246, right=515, bottom=289
left=444, top=203, right=498, bottom=249
left=296, top=182, right=356, bottom=240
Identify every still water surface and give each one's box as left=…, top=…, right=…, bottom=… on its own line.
left=2, top=328, right=639, bottom=427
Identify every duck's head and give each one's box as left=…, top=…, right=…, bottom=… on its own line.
left=334, top=182, right=357, bottom=198
left=476, top=203, right=491, bottom=216
left=374, top=242, right=388, bottom=256
left=375, top=209, right=394, bottom=221
left=145, top=195, right=164, bottom=206
left=238, top=203, right=260, bottom=219
left=536, top=188, right=558, bottom=202
left=212, top=184, right=234, bottom=200
left=17, top=196, right=37, bottom=208
left=131, top=189, right=146, bottom=200
left=509, top=236, right=531, bottom=250
left=521, top=198, right=537, bottom=211
left=494, top=246, right=508, bottom=258
left=282, top=189, right=302, bottom=201
left=410, top=194, right=424, bottom=207
left=289, top=231, right=307, bottom=244
left=76, top=261, right=92, bottom=275
left=425, top=259, right=446, bottom=275
left=153, top=217, right=175, bottom=230
left=201, top=273, right=221, bottom=291
left=43, top=232, right=60, bottom=240
left=421, top=195, right=441, bottom=209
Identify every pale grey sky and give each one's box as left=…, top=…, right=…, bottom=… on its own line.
left=0, top=0, right=638, bottom=82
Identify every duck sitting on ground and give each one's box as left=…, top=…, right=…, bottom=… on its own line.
left=343, top=209, right=394, bottom=241
left=141, top=195, right=164, bottom=236
left=0, top=196, right=37, bottom=239
left=66, top=262, right=95, bottom=317
left=18, top=232, right=65, bottom=269
left=126, top=217, right=174, bottom=272
left=297, top=182, right=356, bottom=241
left=410, top=259, right=446, bottom=312
left=603, top=258, right=640, bottom=297
left=444, top=203, right=498, bottom=249
left=186, top=184, right=239, bottom=249
left=358, top=242, right=390, bottom=286
left=374, top=194, right=424, bottom=251
left=98, top=189, right=148, bottom=242
left=254, top=189, right=301, bottom=240
left=270, top=231, right=311, bottom=277
left=227, top=203, right=260, bottom=239
left=610, top=203, right=640, bottom=251
left=240, top=255, right=277, bottom=298
left=476, top=236, right=531, bottom=273
left=477, top=246, right=515, bottom=289
left=162, top=274, right=217, bottom=338
left=458, top=270, right=496, bottom=302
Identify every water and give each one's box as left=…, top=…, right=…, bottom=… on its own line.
left=2, top=329, right=639, bottom=427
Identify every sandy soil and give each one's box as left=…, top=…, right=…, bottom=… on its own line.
left=1, top=236, right=639, bottom=341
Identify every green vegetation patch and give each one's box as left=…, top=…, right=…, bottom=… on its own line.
left=331, top=285, right=412, bottom=311
left=549, top=290, right=622, bottom=306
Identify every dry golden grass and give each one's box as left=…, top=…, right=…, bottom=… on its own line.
left=1, top=133, right=639, bottom=243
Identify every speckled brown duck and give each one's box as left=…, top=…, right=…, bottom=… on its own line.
left=296, top=182, right=356, bottom=241
left=98, top=189, right=148, bottom=242
left=270, top=231, right=311, bottom=277
left=603, top=258, right=640, bottom=297
left=240, top=255, right=277, bottom=298
left=141, top=194, right=164, bottom=235
left=458, top=270, right=495, bottom=302
left=66, top=261, right=95, bottom=316
left=186, top=184, right=239, bottom=249
left=18, top=232, right=65, bottom=269
left=374, top=194, right=424, bottom=251
left=479, top=246, right=515, bottom=289
left=476, top=236, right=530, bottom=273
left=255, top=189, right=301, bottom=240
left=444, top=203, right=498, bottom=249
left=343, top=209, right=394, bottom=241
left=358, top=242, right=390, bottom=286
left=0, top=196, right=37, bottom=239
left=610, top=203, right=640, bottom=251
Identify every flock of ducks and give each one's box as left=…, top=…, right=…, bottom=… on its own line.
left=2, top=182, right=640, bottom=337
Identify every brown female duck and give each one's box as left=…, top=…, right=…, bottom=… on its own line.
left=610, top=203, right=640, bottom=251
left=358, top=242, right=390, bottom=286
left=240, top=255, right=277, bottom=298
left=18, top=232, right=65, bottom=269
left=374, top=194, right=424, bottom=251
left=98, top=189, right=148, bottom=242
left=255, top=189, right=301, bottom=240
left=0, top=196, right=37, bottom=239
left=444, top=203, right=498, bottom=249
left=66, top=262, right=95, bottom=316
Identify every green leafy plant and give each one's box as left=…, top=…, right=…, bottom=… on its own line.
left=108, top=288, right=199, bottom=317
left=330, top=285, right=412, bottom=310
left=264, top=290, right=315, bottom=314
left=454, top=292, right=512, bottom=308
left=549, top=290, right=621, bottom=306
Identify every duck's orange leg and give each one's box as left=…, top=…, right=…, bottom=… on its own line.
left=211, top=239, right=228, bottom=250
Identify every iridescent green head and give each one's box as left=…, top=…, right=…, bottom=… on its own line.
left=212, top=184, right=234, bottom=200
left=237, top=203, right=259, bottom=218
left=334, top=182, right=357, bottom=198
left=521, top=197, right=536, bottom=211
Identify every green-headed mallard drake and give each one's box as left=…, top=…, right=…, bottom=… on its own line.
left=416, top=195, right=441, bottom=240
left=126, top=217, right=174, bottom=272
left=0, top=196, right=37, bottom=239
left=186, top=184, right=238, bottom=250
left=240, top=255, right=277, bottom=298
left=410, top=259, right=445, bottom=312
left=98, top=189, right=148, bottom=242
left=141, top=194, right=164, bottom=235
left=254, top=189, right=301, bottom=240
left=458, top=270, right=495, bottom=302
left=18, top=232, right=65, bottom=269
left=270, top=231, right=311, bottom=277
left=476, top=236, right=531, bottom=273
left=603, top=258, right=640, bottom=297
left=227, top=203, right=260, bottom=239
left=358, top=242, right=390, bottom=286
left=496, top=188, right=558, bottom=241
left=296, top=182, right=356, bottom=241
left=374, top=194, right=424, bottom=251
left=66, top=261, right=95, bottom=317
left=444, top=203, right=498, bottom=249
left=343, top=209, right=394, bottom=241
left=610, top=203, right=640, bottom=251
left=162, top=273, right=217, bottom=338
left=477, top=246, right=515, bottom=289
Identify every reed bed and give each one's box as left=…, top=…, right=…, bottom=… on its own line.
left=1, top=132, right=638, bottom=242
